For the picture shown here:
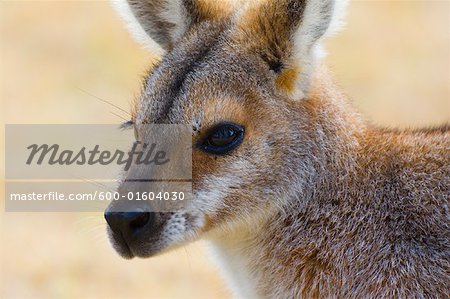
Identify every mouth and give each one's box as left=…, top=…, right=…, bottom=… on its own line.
left=106, top=224, right=167, bottom=259
left=104, top=208, right=201, bottom=259
left=106, top=228, right=135, bottom=259
left=104, top=211, right=180, bottom=259
left=104, top=206, right=168, bottom=259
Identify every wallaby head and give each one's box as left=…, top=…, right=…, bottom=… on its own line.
left=105, top=0, right=450, bottom=298
left=105, top=0, right=349, bottom=258
left=104, top=0, right=449, bottom=297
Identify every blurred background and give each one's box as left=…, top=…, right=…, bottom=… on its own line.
left=1, top=1, right=449, bottom=298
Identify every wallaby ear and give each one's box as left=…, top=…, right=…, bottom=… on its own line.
left=237, top=0, right=348, bottom=100
left=112, top=0, right=230, bottom=55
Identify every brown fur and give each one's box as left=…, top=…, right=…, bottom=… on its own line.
left=107, top=1, right=450, bottom=297
left=217, top=71, right=449, bottom=297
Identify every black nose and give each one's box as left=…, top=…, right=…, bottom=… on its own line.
left=104, top=208, right=153, bottom=237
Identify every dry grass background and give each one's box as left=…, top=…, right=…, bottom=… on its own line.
left=0, top=1, right=449, bottom=298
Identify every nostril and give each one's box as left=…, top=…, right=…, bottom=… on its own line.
left=129, top=210, right=151, bottom=230
left=104, top=208, right=153, bottom=235
left=104, top=211, right=123, bottom=234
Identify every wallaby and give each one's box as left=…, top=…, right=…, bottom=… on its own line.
left=104, top=0, right=450, bottom=297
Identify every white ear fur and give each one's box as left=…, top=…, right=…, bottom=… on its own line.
left=110, top=0, right=193, bottom=55
left=111, top=0, right=166, bottom=56
left=324, top=0, right=349, bottom=37
left=289, top=0, right=349, bottom=100
left=111, top=0, right=165, bottom=56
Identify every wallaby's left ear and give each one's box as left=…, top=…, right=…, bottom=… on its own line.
left=112, top=0, right=231, bottom=56
left=237, top=0, right=348, bottom=100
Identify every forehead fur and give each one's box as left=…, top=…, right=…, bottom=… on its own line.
left=134, top=20, right=277, bottom=125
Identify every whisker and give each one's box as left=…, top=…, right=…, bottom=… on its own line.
left=76, top=87, right=131, bottom=117
left=183, top=246, right=193, bottom=273
left=74, top=176, right=118, bottom=193
left=110, top=110, right=129, bottom=122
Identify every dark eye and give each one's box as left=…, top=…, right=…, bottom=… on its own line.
left=199, top=123, right=245, bottom=155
